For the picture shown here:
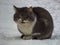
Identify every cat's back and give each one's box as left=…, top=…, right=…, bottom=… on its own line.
left=32, top=7, right=54, bottom=34
left=33, top=7, right=53, bottom=23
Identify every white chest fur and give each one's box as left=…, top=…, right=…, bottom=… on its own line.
left=17, top=17, right=37, bottom=35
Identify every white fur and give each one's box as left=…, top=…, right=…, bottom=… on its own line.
left=17, top=16, right=37, bottom=35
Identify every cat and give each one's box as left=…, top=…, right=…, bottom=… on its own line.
left=13, top=5, right=54, bottom=40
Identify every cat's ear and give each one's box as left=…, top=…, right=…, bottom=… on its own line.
left=28, top=6, right=33, bottom=12
left=13, top=5, right=19, bottom=12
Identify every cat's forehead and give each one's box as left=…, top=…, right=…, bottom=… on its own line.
left=19, top=7, right=28, bottom=11
left=16, top=7, right=29, bottom=12
left=17, top=8, right=31, bottom=14
left=14, top=6, right=33, bottom=13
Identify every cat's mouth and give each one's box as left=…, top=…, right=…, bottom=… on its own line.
left=21, top=21, right=25, bottom=23
left=17, top=19, right=33, bottom=24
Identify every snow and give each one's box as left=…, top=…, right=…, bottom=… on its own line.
left=0, top=0, right=60, bottom=45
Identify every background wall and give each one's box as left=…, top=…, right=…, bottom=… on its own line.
left=0, top=0, right=60, bottom=45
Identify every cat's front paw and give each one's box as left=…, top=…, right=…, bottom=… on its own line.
left=20, top=35, right=25, bottom=39
left=22, top=35, right=32, bottom=40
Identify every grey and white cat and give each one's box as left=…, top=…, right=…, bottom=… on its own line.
left=13, top=5, right=54, bottom=40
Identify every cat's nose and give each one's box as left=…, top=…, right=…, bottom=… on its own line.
left=21, top=21, right=25, bottom=23
left=21, top=20, right=25, bottom=23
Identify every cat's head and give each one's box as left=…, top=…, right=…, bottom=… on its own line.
left=13, top=5, right=36, bottom=24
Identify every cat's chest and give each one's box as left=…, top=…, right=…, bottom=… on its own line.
left=17, top=17, right=37, bottom=35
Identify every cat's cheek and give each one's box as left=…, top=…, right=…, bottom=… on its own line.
left=17, top=19, right=22, bottom=23
left=19, top=19, right=22, bottom=21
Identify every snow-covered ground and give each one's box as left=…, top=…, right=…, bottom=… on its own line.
left=0, top=0, right=60, bottom=45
